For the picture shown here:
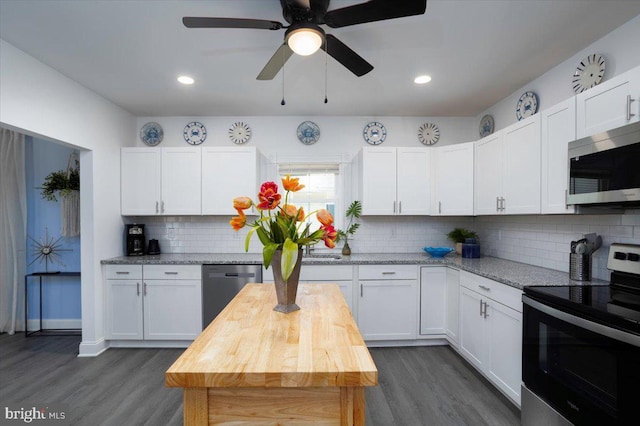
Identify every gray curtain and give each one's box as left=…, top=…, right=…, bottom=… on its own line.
left=0, top=128, right=27, bottom=334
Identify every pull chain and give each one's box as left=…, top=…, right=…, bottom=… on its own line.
left=281, top=43, right=286, bottom=106
left=324, top=43, right=328, bottom=104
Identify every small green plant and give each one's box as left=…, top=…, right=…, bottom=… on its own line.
left=40, top=168, right=80, bottom=202
left=337, top=200, right=362, bottom=244
left=447, top=227, right=478, bottom=244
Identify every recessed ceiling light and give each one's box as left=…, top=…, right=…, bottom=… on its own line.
left=177, top=75, right=195, bottom=85
left=414, top=75, right=432, bottom=84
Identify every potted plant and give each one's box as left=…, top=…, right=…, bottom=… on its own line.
left=447, top=227, right=479, bottom=255
left=336, top=200, right=361, bottom=255
left=39, top=153, right=80, bottom=237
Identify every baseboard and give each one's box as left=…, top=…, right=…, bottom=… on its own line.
left=78, top=337, right=108, bottom=357
left=108, top=340, right=192, bottom=349
left=365, top=338, right=448, bottom=348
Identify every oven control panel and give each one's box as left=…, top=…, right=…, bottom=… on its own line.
left=608, top=243, right=640, bottom=275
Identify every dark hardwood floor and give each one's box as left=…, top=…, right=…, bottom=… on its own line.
left=0, top=334, right=519, bottom=425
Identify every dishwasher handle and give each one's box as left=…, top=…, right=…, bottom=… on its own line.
left=206, top=272, right=258, bottom=279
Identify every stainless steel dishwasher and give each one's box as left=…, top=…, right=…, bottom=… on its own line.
left=202, top=264, right=262, bottom=328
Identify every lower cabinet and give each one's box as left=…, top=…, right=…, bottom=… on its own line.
left=358, top=265, right=418, bottom=341
left=105, top=265, right=202, bottom=341
left=419, top=266, right=446, bottom=335
left=445, top=267, right=460, bottom=346
left=458, top=271, right=522, bottom=406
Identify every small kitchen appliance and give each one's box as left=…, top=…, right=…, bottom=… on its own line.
left=569, top=233, right=602, bottom=281
left=521, top=243, right=640, bottom=426
left=125, top=224, right=145, bottom=256
left=147, top=239, right=161, bottom=255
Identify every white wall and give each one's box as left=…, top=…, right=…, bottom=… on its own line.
left=0, top=39, right=135, bottom=356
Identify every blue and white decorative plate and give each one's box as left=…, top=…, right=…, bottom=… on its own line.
left=297, top=121, right=320, bottom=145
left=140, top=122, right=164, bottom=146
left=516, top=91, right=538, bottom=121
left=479, top=115, right=494, bottom=138
left=183, top=121, right=207, bottom=145
left=363, top=121, right=387, bottom=145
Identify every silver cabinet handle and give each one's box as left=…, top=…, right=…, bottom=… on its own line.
left=360, top=283, right=363, bottom=297
left=116, top=271, right=130, bottom=275
left=479, top=299, right=483, bottom=316
left=399, top=201, right=402, bottom=214
left=381, top=271, right=396, bottom=275
left=143, top=282, right=147, bottom=296
left=438, top=201, right=442, bottom=214
left=483, top=302, right=490, bottom=318
left=496, top=196, right=500, bottom=212
left=137, top=282, right=140, bottom=296
left=627, top=95, right=636, bottom=121
left=156, top=201, right=159, bottom=214
left=164, top=271, right=178, bottom=275
left=501, top=197, right=506, bottom=211
left=161, top=201, right=165, bottom=214
left=478, top=285, right=491, bottom=291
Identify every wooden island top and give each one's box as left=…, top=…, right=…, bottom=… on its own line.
left=166, top=283, right=378, bottom=425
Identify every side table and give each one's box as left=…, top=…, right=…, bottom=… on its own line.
left=25, top=272, right=81, bottom=337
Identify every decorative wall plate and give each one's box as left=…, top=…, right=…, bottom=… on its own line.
left=572, top=54, right=605, bottom=94
left=418, top=122, right=440, bottom=145
left=140, top=122, right=163, bottom=146
left=479, top=115, right=495, bottom=138
left=297, top=121, right=320, bottom=145
left=516, top=91, right=538, bottom=121
left=228, top=121, right=252, bottom=144
left=363, top=121, right=387, bottom=145
left=183, top=121, right=207, bottom=145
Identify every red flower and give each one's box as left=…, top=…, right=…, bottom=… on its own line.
left=257, top=181, right=281, bottom=210
left=321, top=224, right=338, bottom=249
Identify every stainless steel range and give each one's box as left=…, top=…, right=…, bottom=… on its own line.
left=522, top=243, right=640, bottom=426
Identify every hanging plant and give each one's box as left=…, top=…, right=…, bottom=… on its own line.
left=39, top=151, right=81, bottom=237
left=39, top=167, right=79, bottom=201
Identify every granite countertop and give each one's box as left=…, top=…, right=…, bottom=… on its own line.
left=102, top=252, right=607, bottom=290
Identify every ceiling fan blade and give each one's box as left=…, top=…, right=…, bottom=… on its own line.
left=324, top=0, right=427, bottom=28
left=321, top=34, right=373, bottom=77
left=256, top=43, right=295, bottom=80
left=183, top=17, right=284, bottom=30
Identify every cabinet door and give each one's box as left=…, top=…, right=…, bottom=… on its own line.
left=397, top=148, right=430, bottom=215
left=503, top=115, right=541, bottom=214
left=419, top=267, right=446, bottom=335
left=576, top=66, right=640, bottom=138
left=432, top=142, right=475, bottom=216
left=361, top=148, right=397, bottom=215
left=541, top=98, right=576, bottom=214
left=202, top=147, right=257, bottom=215
left=121, top=148, right=161, bottom=215
left=459, top=287, right=485, bottom=370
left=474, top=132, right=503, bottom=215
left=358, top=280, right=418, bottom=341
left=485, top=300, right=522, bottom=406
left=445, top=268, right=460, bottom=346
left=161, top=148, right=202, bottom=215
left=143, top=279, right=203, bottom=340
left=106, top=280, right=143, bottom=340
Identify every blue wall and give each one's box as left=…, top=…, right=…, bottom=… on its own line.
left=25, top=137, right=81, bottom=321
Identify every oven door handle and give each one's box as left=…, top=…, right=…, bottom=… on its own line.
left=523, top=295, right=640, bottom=347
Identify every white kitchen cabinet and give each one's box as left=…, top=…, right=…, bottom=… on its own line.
left=202, top=147, right=258, bottom=215
left=105, top=265, right=202, bottom=341
left=458, top=271, right=522, bottom=406
left=419, top=266, right=446, bottom=335
left=358, top=265, right=418, bottom=341
left=431, top=142, right=474, bottom=216
left=541, top=98, right=576, bottom=214
left=445, top=267, right=460, bottom=347
left=360, top=147, right=430, bottom=215
left=475, top=114, right=541, bottom=215
left=576, top=65, right=640, bottom=138
left=121, top=147, right=201, bottom=215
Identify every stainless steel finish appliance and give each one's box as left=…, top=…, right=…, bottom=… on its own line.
left=522, top=243, right=640, bottom=425
left=567, top=121, right=640, bottom=207
left=125, top=224, right=145, bottom=256
left=202, top=264, right=262, bottom=329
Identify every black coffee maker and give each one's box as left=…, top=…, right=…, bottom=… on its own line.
left=125, top=224, right=145, bottom=256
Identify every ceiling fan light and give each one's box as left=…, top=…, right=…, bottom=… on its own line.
left=287, top=28, right=323, bottom=56
left=177, top=75, right=195, bottom=85
left=414, top=75, right=432, bottom=84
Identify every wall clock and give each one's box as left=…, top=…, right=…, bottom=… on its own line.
left=479, top=115, right=494, bottom=138
left=363, top=121, right=387, bottom=145
left=572, top=53, right=605, bottom=94
left=140, top=122, right=163, bottom=146
left=183, top=121, right=207, bottom=145
left=297, top=121, right=320, bottom=145
left=418, top=122, right=440, bottom=145
left=516, top=91, right=538, bottom=121
left=228, top=121, right=252, bottom=144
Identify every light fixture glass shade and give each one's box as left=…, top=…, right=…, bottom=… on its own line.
left=287, top=28, right=323, bottom=56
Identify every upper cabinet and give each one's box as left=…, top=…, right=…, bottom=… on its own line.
left=431, top=142, right=475, bottom=216
left=576, top=65, right=640, bottom=138
left=360, top=147, right=430, bottom=215
left=475, top=114, right=541, bottom=215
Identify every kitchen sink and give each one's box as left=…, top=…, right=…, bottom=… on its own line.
left=303, top=253, right=343, bottom=260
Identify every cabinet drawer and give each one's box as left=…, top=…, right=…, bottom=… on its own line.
left=299, top=265, right=353, bottom=281
left=143, top=265, right=201, bottom=280
left=359, top=264, right=417, bottom=280
left=105, top=264, right=142, bottom=279
left=459, top=270, right=522, bottom=312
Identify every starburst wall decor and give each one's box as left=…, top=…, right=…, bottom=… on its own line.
left=28, top=228, right=72, bottom=273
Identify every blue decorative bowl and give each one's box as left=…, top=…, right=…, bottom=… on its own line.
left=422, top=247, right=455, bottom=258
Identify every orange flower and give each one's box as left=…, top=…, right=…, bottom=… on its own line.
left=316, top=209, right=333, bottom=226
left=321, top=224, right=338, bottom=248
left=233, top=196, right=252, bottom=210
left=257, top=181, right=281, bottom=210
left=296, top=207, right=305, bottom=222
left=282, top=174, right=305, bottom=192
left=230, top=210, right=246, bottom=230
left=281, top=204, right=298, bottom=218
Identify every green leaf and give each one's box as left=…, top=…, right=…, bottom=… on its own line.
left=256, top=227, right=271, bottom=246
left=244, top=227, right=258, bottom=252
left=281, top=238, right=299, bottom=281
left=262, top=243, right=279, bottom=269
left=347, top=223, right=360, bottom=235
left=346, top=200, right=362, bottom=218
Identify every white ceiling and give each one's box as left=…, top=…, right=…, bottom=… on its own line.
left=1, top=0, right=639, bottom=117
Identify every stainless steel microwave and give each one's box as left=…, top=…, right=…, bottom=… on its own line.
left=567, top=121, right=640, bottom=207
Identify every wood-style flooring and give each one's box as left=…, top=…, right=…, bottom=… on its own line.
left=0, top=334, right=519, bottom=425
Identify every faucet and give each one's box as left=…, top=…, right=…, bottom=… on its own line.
left=304, top=244, right=315, bottom=256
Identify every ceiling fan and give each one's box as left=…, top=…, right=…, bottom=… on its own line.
left=183, top=0, right=427, bottom=80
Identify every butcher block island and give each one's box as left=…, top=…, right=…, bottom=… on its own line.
left=165, top=283, right=378, bottom=425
